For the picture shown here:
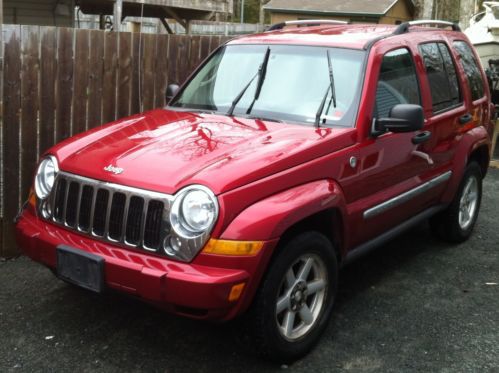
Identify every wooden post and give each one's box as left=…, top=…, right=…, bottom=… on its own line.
left=99, top=14, right=106, bottom=30
left=113, top=0, right=123, bottom=32
left=259, top=0, right=265, bottom=30
left=490, top=119, right=499, bottom=168
left=0, top=0, right=3, bottom=256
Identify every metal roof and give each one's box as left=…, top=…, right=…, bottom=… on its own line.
left=263, top=0, right=414, bottom=17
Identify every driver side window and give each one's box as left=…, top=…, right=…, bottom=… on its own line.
left=375, top=48, right=421, bottom=118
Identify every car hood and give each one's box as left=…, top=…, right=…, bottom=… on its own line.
left=52, top=109, right=356, bottom=195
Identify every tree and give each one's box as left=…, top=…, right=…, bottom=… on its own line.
left=233, top=0, right=265, bottom=23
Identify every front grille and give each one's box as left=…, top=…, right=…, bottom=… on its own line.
left=48, top=172, right=172, bottom=253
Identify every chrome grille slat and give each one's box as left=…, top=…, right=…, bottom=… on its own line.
left=48, top=172, right=173, bottom=254
left=139, top=198, right=150, bottom=249
left=62, top=179, right=70, bottom=224
left=75, top=183, right=83, bottom=228
left=87, top=185, right=97, bottom=233
left=104, top=190, right=114, bottom=239
left=120, top=195, right=131, bottom=242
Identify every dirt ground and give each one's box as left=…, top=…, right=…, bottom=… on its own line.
left=1, top=169, right=498, bottom=372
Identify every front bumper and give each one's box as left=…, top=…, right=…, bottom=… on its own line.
left=15, top=209, right=277, bottom=320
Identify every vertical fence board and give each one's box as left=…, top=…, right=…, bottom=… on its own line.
left=130, top=32, right=141, bottom=114
left=200, top=35, right=211, bottom=61
left=118, top=32, right=132, bottom=118
left=177, top=36, right=191, bottom=85
left=55, top=28, right=74, bottom=142
left=209, top=35, right=221, bottom=54
left=189, top=35, right=201, bottom=75
left=20, top=25, right=39, bottom=206
left=102, top=31, right=118, bottom=123
left=72, top=30, right=90, bottom=134
left=87, top=30, right=104, bottom=130
left=142, top=33, right=156, bottom=111
left=154, top=34, right=169, bottom=109
left=39, top=27, right=57, bottom=154
left=167, top=35, right=179, bottom=86
left=2, top=25, right=21, bottom=256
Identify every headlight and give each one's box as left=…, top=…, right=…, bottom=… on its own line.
left=170, top=185, right=218, bottom=238
left=34, top=156, right=58, bottom=199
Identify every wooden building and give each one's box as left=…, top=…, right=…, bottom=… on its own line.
left=4, top=0, right=74, bottom=27
left=2, top=0, right=233, bottom=33
left=264, top=0, right=415, bottom=25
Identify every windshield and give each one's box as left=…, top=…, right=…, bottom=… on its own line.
left=170, top=45, right=366, bottom=127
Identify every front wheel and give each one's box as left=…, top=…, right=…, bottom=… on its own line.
left=246, top=231, right=338, bottom=363
left=430, top=162, right=482, bottom=243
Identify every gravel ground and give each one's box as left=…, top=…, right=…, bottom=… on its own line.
left=1, top=169, right=498, bottom=373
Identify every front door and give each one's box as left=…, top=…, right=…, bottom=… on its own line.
left=348, top=47, right=436, bottom=247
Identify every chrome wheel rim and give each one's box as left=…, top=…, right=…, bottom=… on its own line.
left=275, top=254, right=328, bottom=341
left=458, top=176, right=479, bottom=230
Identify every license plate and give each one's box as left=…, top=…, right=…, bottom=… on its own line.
left=56, top=245, right=104, bottom=293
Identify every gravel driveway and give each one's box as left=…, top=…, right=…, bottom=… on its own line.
left=1, top=169, right=498, bottom=372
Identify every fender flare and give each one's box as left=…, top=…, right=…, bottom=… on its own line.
left=220, top=179, right=348, bottom=242
left=441, top=126, right=490, bottom=203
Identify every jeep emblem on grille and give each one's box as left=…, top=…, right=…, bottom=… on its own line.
left=104, top=164, right=124, bottom=175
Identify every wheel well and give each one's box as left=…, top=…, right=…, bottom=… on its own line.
left=468, top=145, right=490, bottom=178
left=278, top=209, right=344, bottom=264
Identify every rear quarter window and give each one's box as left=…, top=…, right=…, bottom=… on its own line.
left=453, top=41, right=485, bottom=101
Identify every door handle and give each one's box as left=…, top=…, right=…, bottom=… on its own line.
left=459, top=113, right=472, bottom=125
left=412, top=131, right=432, bottom=145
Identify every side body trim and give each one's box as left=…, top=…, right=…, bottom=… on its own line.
left=343, top=204, right=447, bottom=267
left=363, top=171, right=452, bottom=219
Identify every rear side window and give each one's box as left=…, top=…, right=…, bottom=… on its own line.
left=419, top=43, right=461, bottom=113
left=375, top=48, right=420, bottom=118
left=453, top=41, right=485, bottom=101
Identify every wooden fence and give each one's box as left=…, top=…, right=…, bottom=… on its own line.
left=0, top=25, right=231, bottom=257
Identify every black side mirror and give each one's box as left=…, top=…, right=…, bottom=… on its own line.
left=374, top=104, right=424, bottom=135
left=165, top=84, right=180, bottom=104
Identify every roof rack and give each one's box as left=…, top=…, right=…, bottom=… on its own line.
left=393, top=20, right=461, bottom=35
left=266, top=19, right=348, bottom=32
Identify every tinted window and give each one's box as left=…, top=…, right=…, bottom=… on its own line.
left=419, top=43, right=461, bottom=112
left=453, top=41, right=485, bottom=101
left=375, top=48, right=420, bottom=118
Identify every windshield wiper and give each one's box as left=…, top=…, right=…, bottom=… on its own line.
left=315, top=50, right=337, bottom=128
left=227, top=47, right=271, bottom=117
left=247, top=47, right=271, bottom=115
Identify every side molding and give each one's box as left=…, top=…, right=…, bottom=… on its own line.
left=363, top=171, right=452, bottom=219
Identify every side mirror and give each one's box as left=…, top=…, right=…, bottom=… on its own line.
left=374, top=104, right=424, bottom=134
left=165, top=84, right=180, bottom=104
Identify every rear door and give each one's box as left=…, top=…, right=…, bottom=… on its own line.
left=452, top=40, right=489, bottom=133
left=415, top=41, right=468, bottom=177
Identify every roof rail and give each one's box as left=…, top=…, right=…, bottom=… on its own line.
left=266, top=19, right=348, bottom=32
left=393, top=20, right=462, bottom=35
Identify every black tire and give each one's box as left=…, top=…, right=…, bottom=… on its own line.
left=246, top=231, right=338, bottom=363
left=430, top=162, right=482, bottom=243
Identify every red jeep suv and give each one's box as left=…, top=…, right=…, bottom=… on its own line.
left=16, top=20, right=493, bottom=362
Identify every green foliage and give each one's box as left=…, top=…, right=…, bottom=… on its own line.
left=233, top=0, right=265, bottom=23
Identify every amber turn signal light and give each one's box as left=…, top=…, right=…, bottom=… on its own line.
left=28, top=188, right=36, bottom=207
left=202, top=239, right=264, bottom=256
left=228, top=283, right=246, bottom=302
